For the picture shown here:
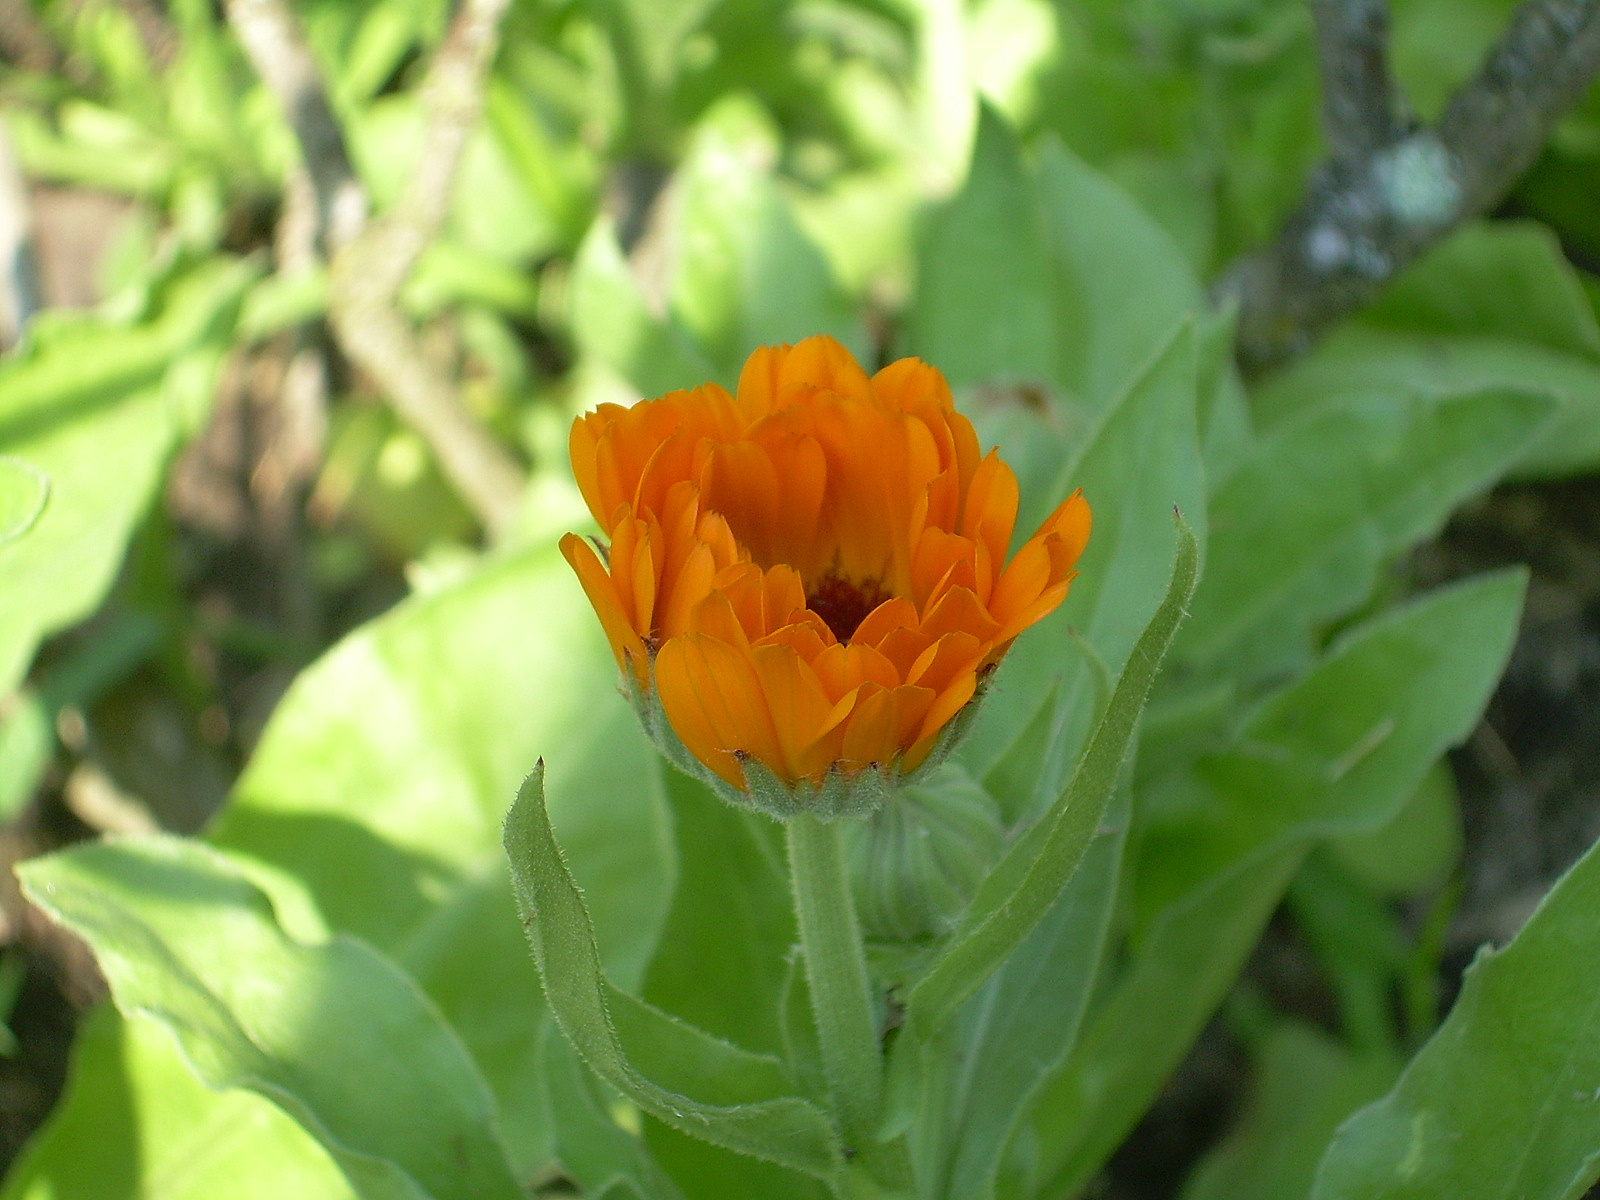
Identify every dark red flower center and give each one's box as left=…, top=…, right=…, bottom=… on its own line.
left=807, top=572, right=889, bottom=643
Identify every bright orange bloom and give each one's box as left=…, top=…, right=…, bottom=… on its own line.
left=561, top=335, right=1089, bottom=806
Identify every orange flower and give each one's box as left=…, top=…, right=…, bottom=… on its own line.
left=561, top=335, right=1089, bottom=816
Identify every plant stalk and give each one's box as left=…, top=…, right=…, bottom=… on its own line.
left=786, top=812, right=885, bottom=1154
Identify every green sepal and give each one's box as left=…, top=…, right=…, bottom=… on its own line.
left=504, top=763, right=847, bottom=1182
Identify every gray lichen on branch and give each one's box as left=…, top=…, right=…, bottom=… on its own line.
left=1224, top=0, right=1600, bottom=376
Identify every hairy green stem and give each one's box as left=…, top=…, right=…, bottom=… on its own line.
left=787, top=813, right=884, bottom=1152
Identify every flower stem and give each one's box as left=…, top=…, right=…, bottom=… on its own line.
left=786, top=812, right=885, bottom=1153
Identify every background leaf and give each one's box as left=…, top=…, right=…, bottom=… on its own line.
left=2, top=1007, right=357, bottom=1200
left=1181, top=1022, right=1399, bottom=1200
left=1177, top=386, right=1557, bottom=680
left=1027, top=571, right=1527, bottom=1198
left=209, top=541, right=679, bottom=1175
left=17, top=839, right=523, bottom=1200
left=0, top=258, right=254, bottom=695
left=1310, top=835, right=1600, bottom=1200
left=0, top=458, right=48, bottom=549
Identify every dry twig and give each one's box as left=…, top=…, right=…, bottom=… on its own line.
left=1224, top=0, right=1600, bottom=376
left=226, top=0, right=524, bottom=538
left=326, top=0, right=524, bottom=538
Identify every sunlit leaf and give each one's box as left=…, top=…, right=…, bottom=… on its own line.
left=1, top=1006, right=357, bottom=1200
left=18, top=840, right=523, bottom=1200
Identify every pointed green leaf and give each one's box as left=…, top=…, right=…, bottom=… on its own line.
left=901, top=107, right=1065, bottom=392
left=1253, top=223, right=1600, bottom=478
left=1035, top=139, right=1208, bottom=408
left=1182, top=1023, right=1398, bottom=1200
left=505, top=766, right=846, bottom=1183
left=903, top=514, right=1198, bottom=1039
left=540, top=1026, right=686, bottom=1200
left=934, top=784, right=1129, bottom=1200
left=642, top=772, right=794, bottom=1058
left=16, top=839, right=522, bottom=1200
left=211, top=540, right=678, bottom=1177
left=1310, top=836, right=1600, bottom=1200
left=1026, top=845, right=1305, bottom=1200
left=1179, top=387, right=1557, bottom=675
left=962, top=322, right=1205, bottom=820
left=1029, top=572, right=1526, bottom=1197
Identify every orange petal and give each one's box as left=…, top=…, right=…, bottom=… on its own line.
left=811, top=641, right=900, bottom=700
left=840, top=682, right=934, bottom=767
left=1039, top=490, right=1092, bottom=576
left=989, top=538, right=1052, bottom=626
left=687, top=585, right=753, bottom=649
left=756, top=619, right=832, bottom=663
left=906, top=631, right=983, bottom=693
left=919, top=585, right=1001, bottom=648
left=960, top=450, right=1020, bottom=575
left=778, top=335, right=872, bottom=403
left=852, top=596, right=919, bottom=649
left=704, top=440, right=783, bottom=565
left=659, top=541, right=717, bottom=638
left=906, top=669, right=979, bottom=768
left=560, top=532, right=649, bottom=686
left=735, top=343, right=789, bottom=422
left=912, top=527, right=979, bottom=611
left=656, top=633, right=786, bottom=789
left=751, top=643, right=840, bottom=781
left=991, top=575, right=1075, bottom=650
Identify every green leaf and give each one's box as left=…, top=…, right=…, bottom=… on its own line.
left=642, top=772, right=794, bottom=1057
left=0, top=257, right=255, bottom=696
left=1141, top=571, right=1526, bottom=920
left=1028, top=572, right=1526, bottom=1197
left=1024, top=845, right=1305, bottom=1200
left=568, top=217, right=720, bottom=397
left=962, top=323, right=1205, bottom=821
left=211, top=541, right=678, bottom=1174
left=1178, top=387, right=1557, bottom=675
left=1363, top=221, right=1600, bottom=360
left=1181, top=1023, right=1399, bottom=1200
left=1310, top=833, right=1600, bottom=1200
left=540, top=1025, right=688, bottom=1200
left=900, top=107, right=1065, bottom=393
left=17, top=839, right=523, bottom=1200
left=666, top=97, right=864, bottom=377
left=903, top=514, right=1198, bottom=1040
left=504, top=765, right=846, bottom=1183
left=2, top=1006, right=357, bottom=1200
left=1034, top=139, right=1208, bottom=409
left=1253, top=223, right=1600, bottom=478
left=1328, top=762, right=1462, bottom=896
left=902, top=116, right=1209, bottom=420
left=931, top=783, right=1129, bottom=1200
left=0, top=457, right=48, bottom=547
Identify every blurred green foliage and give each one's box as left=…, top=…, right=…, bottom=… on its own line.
left=2, top=0, right=1600, bottom=1198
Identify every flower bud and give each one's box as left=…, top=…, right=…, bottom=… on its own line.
left=562, top=335, right=1090, bottom=820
